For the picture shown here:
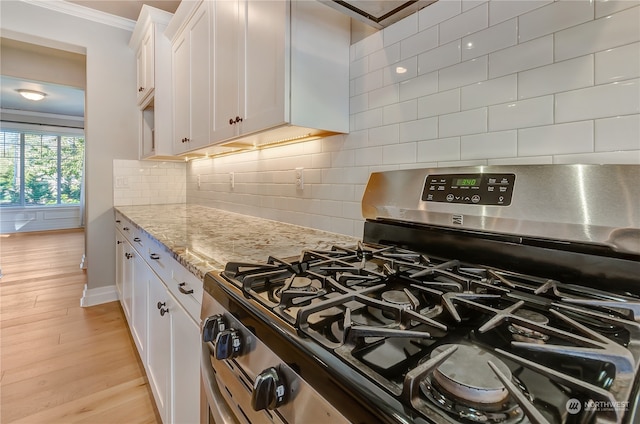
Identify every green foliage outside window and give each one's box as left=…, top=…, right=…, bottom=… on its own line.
left=0, top=129, right=84, bottom=206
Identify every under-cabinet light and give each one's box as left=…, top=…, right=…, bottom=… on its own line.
left=17, top=89, right=47, bottom=101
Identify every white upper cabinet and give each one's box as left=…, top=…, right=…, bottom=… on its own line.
left=168, top=1, right=211, bottom=154
left=130, top=5, right=175, bottom=160
left=167, top=0, right=350, bottom=156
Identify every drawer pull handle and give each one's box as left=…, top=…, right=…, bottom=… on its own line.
left=117, top=240, right=123, bottom=245
left=150, top=253, right=160, bottom=260
left=115, top=220, right=121, bottom=223
left=178, top=282, right=194, bottom=295
left=123, top=227, right=130, bottom=231
left=133, top=237, right=141, bottom=242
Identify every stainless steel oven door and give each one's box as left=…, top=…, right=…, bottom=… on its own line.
left=200, top=342, right=238, bottom=424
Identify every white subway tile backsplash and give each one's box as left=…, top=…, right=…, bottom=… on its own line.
left=400, top=117, right=438, bottom=142
left=369, top=124, right=400, bottom=146
left=595, top=42, right=640, bottom=84
left=462, top=0, right=487, bottom=13
left=417, top=88, right=460, bottom=118
left=383, top=57, right=418, bottom=86
left=399, top=71, right=438, bottom=101
left=461, top=19, right=517, bottom=61
left=350, top=92, right=368, bottom=114
left=461, top=130, right=517, bottom=159
left=418, top=40, right=461, bottom=75
left=595, top=0, right=640, bottom=19
left=384, top=13, right=418, bottom=47
left=461, top=74, right=517, bottom=110
left=555, top=6, right=640, bottom=61
left=419, top=0, right=462, bottom=31
left=354, top=108, right=383, bottom=131
left=488, top=0, right=550, bottom=26
left=518, top=121, right=594, bottom=156
left=353, top=69, right=384, bottom=95
left=595, top=114, right=640, bottom=151
left=353, top=31, right=383, bottom=59
left=417, top=137, right=461, bottom=162
left=488, top=155, right=553, bottom=165
left=354, top=146, right=383, bottom=166
left=350, top=56, right=368, bottom=80
left=400, top=26, right=438, bottom=59
left=518, top=0, right=594, bottom=44
left=384, top=99, right=418, bottom=124
left=518, top=55, right=594, bottom=99
left=439, top=107, right=487, bottom=137
left=489, top=96, right=554, bottom=131
left=556, top=79, right=640, bottom=122
left=382, top=142, right=417, bottom=164
left=439, top=2, right=488, bottom=45
left=488, top=35, right=553, bottom=78
left=439, top=56, right=487, bottom=91
left=369, top=43, right=401, bottom=71
left=369, top=84, right=399, bottom=109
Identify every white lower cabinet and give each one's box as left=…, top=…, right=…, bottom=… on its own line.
left=147, top=270, right=172, bottom=422
left=115, top=214, right=201, bottom=424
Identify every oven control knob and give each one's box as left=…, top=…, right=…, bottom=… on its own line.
left=251, top=367, right=285, bottom=411
left=202, top=314, right=226, bottom=343
left=214, top=329, right=241, bottom=360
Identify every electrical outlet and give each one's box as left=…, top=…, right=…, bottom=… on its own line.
left=115, top=176, right=129, bottom=188
left=295, top=167, right=304, bottom=190
left=229, top=172, right=235, bottom=189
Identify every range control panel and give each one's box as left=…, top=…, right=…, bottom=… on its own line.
left=422, top=173, right=515, bottom=206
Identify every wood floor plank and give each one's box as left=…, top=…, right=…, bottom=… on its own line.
left=0, top=230, right=160, bottom=424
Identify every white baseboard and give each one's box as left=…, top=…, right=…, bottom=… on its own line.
left=80, top=284, right=118, bottom=307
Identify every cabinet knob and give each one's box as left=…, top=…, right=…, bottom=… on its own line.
left=157, top=301, right=166, bottom=309
left=125, top=252, right=133, bottom=259
left=123, top=227, right=129, bottom=231
left=160, top=307, right=169, bottom=316
left=251, top=367, right=285, bottom=411
left=229, top=118, right=234, bottom=125
left=117, top=240, right=123, bottom=245
left=236, top=116, right=243, bottom=123
left=138, top=87, right=144, bottom=92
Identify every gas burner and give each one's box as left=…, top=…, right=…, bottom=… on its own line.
left=419, top=344, right=526, bottom=423
left=381, top=290, right=412, bottom=308
left=270, top=275, right=325, bottom=307
left=508, top=309, right=550, bottom=343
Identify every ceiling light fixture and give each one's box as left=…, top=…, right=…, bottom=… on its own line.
left=17, top=89, right=47, bottom=101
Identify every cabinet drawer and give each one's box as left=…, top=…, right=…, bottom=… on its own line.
left=145, top=237, right=202, bottom=321
left=115, top=214, right=146, bottom=248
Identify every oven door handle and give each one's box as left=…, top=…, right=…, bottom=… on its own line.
left=201, top=342, right=239, bottom=424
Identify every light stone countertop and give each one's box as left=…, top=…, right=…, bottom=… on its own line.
left=114, top=204, right=359, bottom=280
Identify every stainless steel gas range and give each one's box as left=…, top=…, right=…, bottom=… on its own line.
left=201, top=165, right=640, bottom=424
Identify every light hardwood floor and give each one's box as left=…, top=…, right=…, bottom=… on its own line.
left=1, top=229, right=161, bottom=424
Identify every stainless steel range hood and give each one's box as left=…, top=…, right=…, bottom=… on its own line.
left=320, top=0, right=437, bottom=29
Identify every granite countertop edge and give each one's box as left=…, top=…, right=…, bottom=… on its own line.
left=114, top=204, right=360, bottom=281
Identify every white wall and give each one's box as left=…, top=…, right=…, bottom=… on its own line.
left=113, top=160, right=186, bottom=206
left=187, top=0, right=640, bottom=238
left=1, top=1, right=138, bottom=292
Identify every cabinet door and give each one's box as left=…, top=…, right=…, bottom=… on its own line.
left=121, top=241, right=134, bottom=321
left=241, top=0, right=286, bottom=135
left=211, top=0, right=241, bottom=143
left=187, top=2, right=211, bottom=150
left=147, top=273, right=171, bottom=423
left=131, top=255, right=149, bottom=363
left=137, top=29, right=154, bottom=104
left=171, top=301, right=200, bottom=424
left=172, top=32, right=190, bottom=153
left=115, top=232, right=125, bottom=301
left=172, top=3, right=210, bottom=153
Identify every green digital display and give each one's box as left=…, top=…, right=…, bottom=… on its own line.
left=455, top=178, right=478, bottom=186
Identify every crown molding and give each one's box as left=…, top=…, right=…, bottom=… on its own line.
left=21, top=0, right=136, bottom=31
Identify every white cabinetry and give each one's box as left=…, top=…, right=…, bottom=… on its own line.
left=167, top=0, right=350, bottom=156
left=130, top=5, right=176, bottom=160
left=170, top=1, right=211, bottom=154
left=114, top=212, right=201, bottom=424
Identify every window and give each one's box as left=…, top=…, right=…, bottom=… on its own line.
left=0, top=126, right=84, bottom=207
